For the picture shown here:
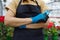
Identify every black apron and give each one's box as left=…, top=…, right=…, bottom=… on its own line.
left=13, top=0, right=44, bottom=40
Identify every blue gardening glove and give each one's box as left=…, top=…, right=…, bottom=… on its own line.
left=31, top=10, right=50, bottom=23
left=31, top=13, right=46, bottom=23
left=37, top=10, right=50, bottom=22
left=37, top=14, right=49, bottom=23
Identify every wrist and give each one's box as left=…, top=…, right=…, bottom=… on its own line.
left=25, top=18, right=32, bottom=23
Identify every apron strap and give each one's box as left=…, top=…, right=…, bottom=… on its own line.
left=35, top=0, right=40, bottom=9
left=18, top=0, right=22, bottom=5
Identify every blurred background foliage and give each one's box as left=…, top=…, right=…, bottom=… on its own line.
left=0, top=22, right=58, bottom=40
left=0, top=22, right=14, bottom=40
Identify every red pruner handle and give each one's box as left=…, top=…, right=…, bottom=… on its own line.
left=47, top=22, right=54, bottom=29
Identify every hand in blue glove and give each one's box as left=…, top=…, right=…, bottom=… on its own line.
left=31, top=10, right=50, bottom=23
left=41, top=10, right=50, bottom=22
left=31, top=13, right=46, bottom=23
left=37, top=14, right=49, bottom=23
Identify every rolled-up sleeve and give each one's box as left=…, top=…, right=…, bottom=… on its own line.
left=5, top=0, right=17, bottom=13
left=40, top=0, right=48, bottom=12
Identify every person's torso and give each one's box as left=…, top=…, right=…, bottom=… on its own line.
left=13, top=1, right=44, bottom=39
left=15, top=0, right=41, bottom=18
left=15, top=0, right=43, bottom=29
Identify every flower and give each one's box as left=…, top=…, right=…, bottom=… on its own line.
left=0, top=16, right=5, bottom=22
left=56, top=26, right=60, bottom=30
left=47, top=22, right=54, bottom=29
